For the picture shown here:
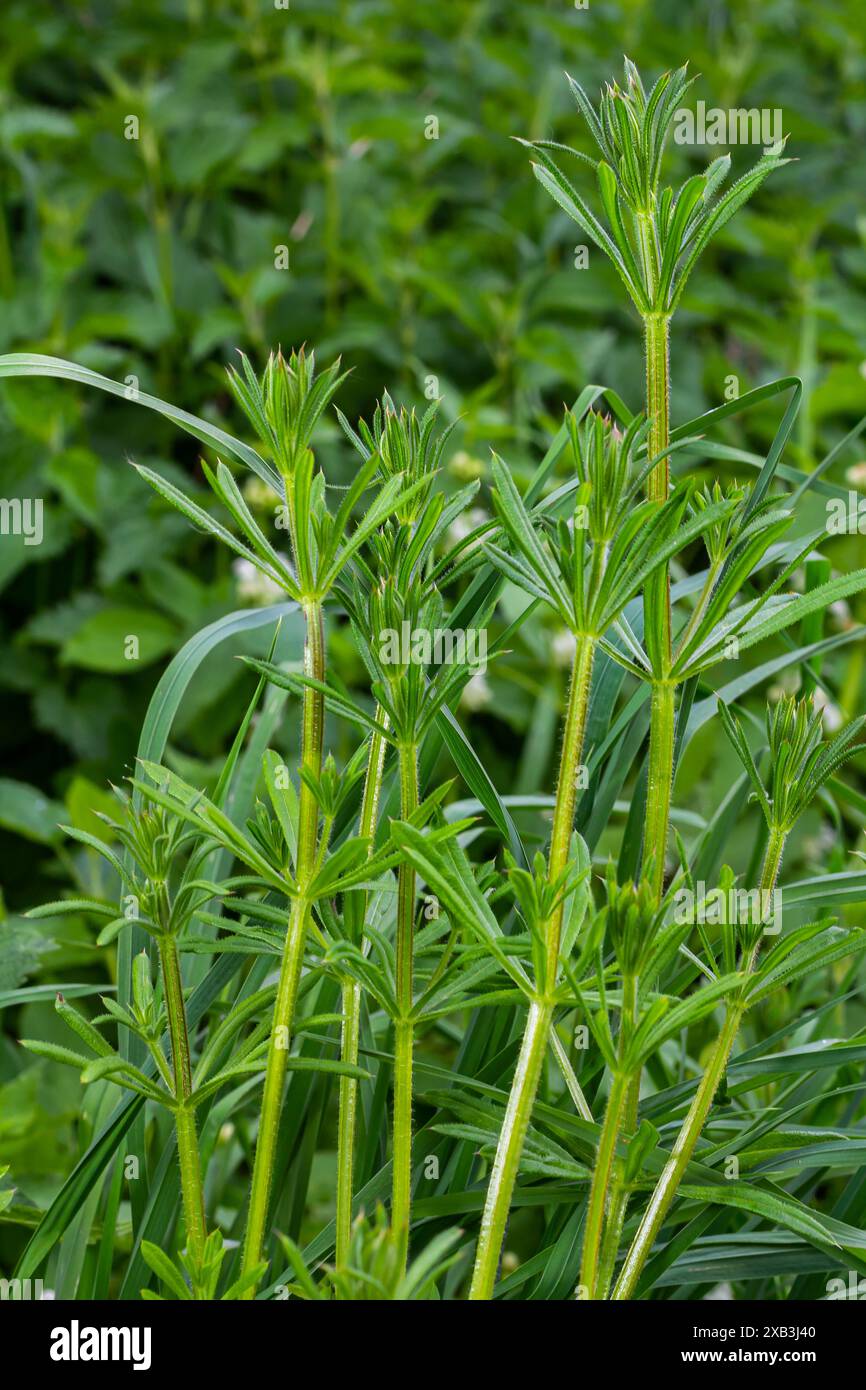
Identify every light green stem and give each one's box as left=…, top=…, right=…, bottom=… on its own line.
left=611, top=1005, right=740, bottom=1302
left=336, top=720, right=387, bottom=1268
left=579, top=1069, right=628, bottom=1299
left=392, top=740, right=419, bottom=1263
left=595, top=1153, right=630, bottom=1299
left=175, top=1105, right=206, bottom=1268
left=546, top=635, right=596, bottom=978
left=336, top=977, right=361, bottom=1267
left=642, top=310, right=674, bottom=900
left=469, top=635, right=595, bottom=1299
left=595, top=1075, right=638, bottom=1298
left=158, top=934, right=206, bottom=1265
left=468, top=998, right=554, bottom=1300
left=643, top=313, right=670, bottom=499
left=587, top=972, right=638, bottom=1299
left=612, top=827, right=786, bottom=1300
left=240, top=599, right=325, bottom=1292
left=392, top=1016, right=414, bottom=1255
left=644, top=681, right=675, bottom=898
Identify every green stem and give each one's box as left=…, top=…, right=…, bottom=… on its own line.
left=642, top=310, right=674, bottom=900
left=579, top=1069, right=628, bottom=1299
left=546, top=635, right=596, bottom=980
left=392, top=1016, right=414, bottom=1253
left=595, top=1150, right=630, bottom=1300
left=643, top=313, right=670, bottom=501
left=336, top=977, right=361, bottom=1267
left=611, top=1004, right=740, bottom=1302
left=644, top=681, right=675, bottom=898
left=592, top=973, right=639, bottom=1299
left=612, top=827, right=787, bottom=1300
left=469, top=635, right=595, bottom=1299
left=468, top=998, right=554, bottom=1300
left=240, top=599, right=325, bottom=1292
left=335, top=719, right=387, bottom=1268
left=158, top=934, right=206, bottom=1265
left=175, top=1105, right=207, bottom=1267
left=392, top=740, right=419, bottom=1262
left=159, top=935, right=192, bottom=1100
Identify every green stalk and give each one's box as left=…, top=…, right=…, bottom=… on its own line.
left=392, top=739, right=419, bottom=1261
left=174, top=1107, right=206, bottom=1266
left=579, top=1069, right=628, bottom=1298
left=748, top=826, right=786, bottom=960
left=469, top=634, right=595, bottom=1300
left=643, top=313, right=670, bottom=499
left=594, top=1144, right=630, bottom=1299
left=546, top=634, right=596, bottom=977
left=158, top=934, right=206, bottom=1265
left=335, top=720, right=387, bottom=1268
left=241, top=599, right=325, bottom=1292
left=612, top=827, right=787, bottom=1300
left=468, top=997, right=554, bottom=1300
left=585, top=972, right=638, bottom=1299
left=642, top=309, right=674, bottom=898
left=603, top=298, right=672, bottom=1295
left=336, top=978, right=361, bottom=1264
left=643, top=681, right=675, bottom=898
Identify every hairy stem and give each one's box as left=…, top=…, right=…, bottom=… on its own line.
left=589, top=972, right=639, bottom=1299
left=642, top=310, right=674, bottom=901
left=336, top=720, right=387, bottom=1268
left=643, top=313, right=670, bottom=499
left=644, top=681, right=675, bottom=897
left=336, top=977, right=361, bottom=1265
left=158, top=934, right=206, bottom=1265
left=612, top=827, right=787, bottom=1300
left=469, top=635, right=595, bottom=1299
left=392, top=739, right=419, bottom=1263
left=546, top=635, right=596, bottom=978
left=579, top=1069, right=628, bottom=1299
left=241, top=599, right=325, bottom=1292
left=595, top=1152, right=630, bottom=1299
left=468, top=998, right=553, bottom=1300
left=174, top=1105, right=207, bottom=1269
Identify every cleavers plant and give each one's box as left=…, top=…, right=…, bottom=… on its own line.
left=5, top=58, right=866, bottom=1304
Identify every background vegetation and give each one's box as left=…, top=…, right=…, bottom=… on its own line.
left=2, top=0, right=866, bottom=1298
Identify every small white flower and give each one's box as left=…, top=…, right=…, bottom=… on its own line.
left=460, top=672, right=492, bottom=712
left=448, top=450, right=485, bottom=482
left=233, top=558, right=284, bottom=605
left=243, top=476, right=282, bottom=509
left=830, top=598, right=854, bottom=631
left=767, top=671, right=799, bottom=702
left=446, top=506, right=489, bottom=551
left=552, top=629, right=577, bottom=668
left=813, top=686, right=843, bottom=732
